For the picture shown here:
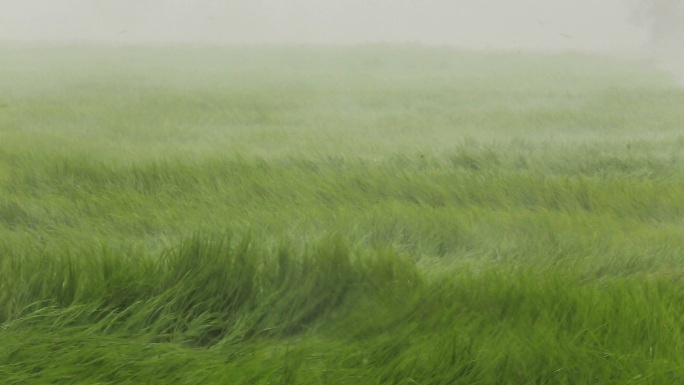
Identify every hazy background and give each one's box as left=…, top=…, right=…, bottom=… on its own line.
left=0, top=0, right=656, bottom=52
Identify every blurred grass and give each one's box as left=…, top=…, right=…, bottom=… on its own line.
left=1, top=44, right=684, bottom=384
left=1, top=44, right=683, bottom=159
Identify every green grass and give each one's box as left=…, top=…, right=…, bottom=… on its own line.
left=1, top=44, right=684, bottom=384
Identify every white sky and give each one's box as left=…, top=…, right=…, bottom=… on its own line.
left=0, top=0, right=650, bottom=52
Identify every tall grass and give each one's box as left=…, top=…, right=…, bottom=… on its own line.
left=1, top=45, right=684, bottom=384
left=3, top=234, right=684, bottom=384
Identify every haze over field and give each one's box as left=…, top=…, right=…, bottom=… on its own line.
left=0, top=0, right=663, bottom=52
left=4, top=2, right=684, bottom=384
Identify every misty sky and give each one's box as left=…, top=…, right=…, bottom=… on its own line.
left=0, top=0, right=650, bottom=52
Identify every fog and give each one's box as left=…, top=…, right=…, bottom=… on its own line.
left=0, top=0, right=658, bottom=51
left=2, top=0, right=684, bottom=82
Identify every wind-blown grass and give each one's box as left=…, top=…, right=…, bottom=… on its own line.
left=1, top=44, right=684, bottom=384
left=3, top=234, right=684, bottom=384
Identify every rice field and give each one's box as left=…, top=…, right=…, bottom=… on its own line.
left=1, top=44, right=684, bottom=384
